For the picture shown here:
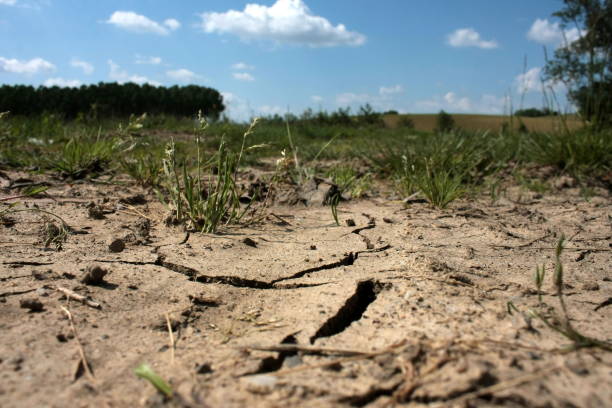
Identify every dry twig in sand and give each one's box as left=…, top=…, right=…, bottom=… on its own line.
left=56, top=286, right=101, bottom=309
left=61, top=306, right=95, bottom=382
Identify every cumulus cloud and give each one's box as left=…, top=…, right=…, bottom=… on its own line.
left=514, top=66, right=564, bottom=94
left=106, top=11, right=180, bottom=35
left=108, top=60, right=160, bottom=85
left=199, top=0, right=366, bottom=47
left=0, top=57, right=55, bottom=75
left=232, top=72, right=255, bottom=81
left=379, top=85, right=403, bottom=96
left=0, top=0, right=17, bottom=6
left=515, top=67, right=542, bottom=93
left=166, top=68, right=200, bottom=83
left=70, top=58, right=94, bottom=75
left=335, top=92, right=370, bottom=106
left=231, top=62, right=255, bottom=70
left=221, top=91, right=254, bottom=122
left=163, top=18, right=181, bottom=31
left=43, top=78, right=82, bottom=87
left=135, top=55, right=162, bottom=65
left=416, top=92, right=508, bottom=114
left=527, top=18, right=583, bottom=45
left=447, top=28, right=498, bottom=49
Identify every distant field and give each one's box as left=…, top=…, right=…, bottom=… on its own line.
left=383, top=113, right=584, bottom=133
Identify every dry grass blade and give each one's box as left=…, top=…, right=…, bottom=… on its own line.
left=61, top=306, right=95, bottom=382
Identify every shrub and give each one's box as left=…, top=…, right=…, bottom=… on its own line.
left=436, top=110, right=455, bottom=133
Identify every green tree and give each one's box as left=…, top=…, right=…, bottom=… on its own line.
left=436, top=110, right=455, bottom=133
left=543, top=0, right=612, bottom=128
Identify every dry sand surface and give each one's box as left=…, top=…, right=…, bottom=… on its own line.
left=1, top=170, right=611, bottom=407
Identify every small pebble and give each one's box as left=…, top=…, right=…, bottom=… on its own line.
left=243, top=374, right=278, bottom=394
left=345, top=219, right=356, bottom=227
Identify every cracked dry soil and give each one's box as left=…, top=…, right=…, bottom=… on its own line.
left=1, top=171, right=611, bottom=407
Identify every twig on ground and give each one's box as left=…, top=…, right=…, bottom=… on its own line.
left=61, top=306, right=95, bottom=382
left=0, top=288, right=37, bottom=297
left=56, top=286, right=101, bottom=309
left=243, top=344, right=374, bottom=357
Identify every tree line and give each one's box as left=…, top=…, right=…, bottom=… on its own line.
left=0, top=82, right=225, bottom=119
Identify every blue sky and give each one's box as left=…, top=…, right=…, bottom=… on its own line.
left=0, top=0, right=577, bottom=120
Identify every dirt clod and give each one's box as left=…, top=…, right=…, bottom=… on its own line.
left=243, top=237, right=258, bottom=248
left=80, top=265, right=109, bottom=285
left=107, top=237, right=125, bottom=253
left=20, top=297, right=44, bottom=312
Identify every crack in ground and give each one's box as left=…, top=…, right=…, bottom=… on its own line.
left=310, top=280, right=386, bottom=344
left=270, top=252, right=358, bottom=285
left=2, top=261, right=54, bottom=266
left=94, top=257, right=332, bottom=290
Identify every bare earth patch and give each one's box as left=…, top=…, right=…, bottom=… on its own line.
left=1, top=172, right=610, bottom=407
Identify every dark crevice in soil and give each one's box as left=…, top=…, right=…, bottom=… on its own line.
left=154, top=257, right=331, bottom=290
left=310, top=280, right=384, bottom=344
left=2, top=261, right=54, bottom=266
left=249, top=334, right=298, bottom=375
left=270, top=252, right=358, bottom=284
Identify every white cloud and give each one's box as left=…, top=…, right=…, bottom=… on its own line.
left=163, top=18, right=180, bottom=31
left=222, top=91, right=253, bottom=121
left=43, top=78, right=82, bottom=87
left=200, top=0, right=366, bottom=47
left=0, top=57, right=55, bottom=75
left=527, top=18, right=583, bottom=46
left=166, top=68, right=200, bottom=83
left=416, top=92, right=508, bottom=114
left=70, top=58, right=94, bottom=75
left=515, top=67, right=542, bottom=93
left=108, top=60, right=161, bottom=85
left=311, top=95, right=323, bottom=103
left=106, top=11, right=179, bottom=35
left=135, top=55, right=162, bottom=65
left=231, top=62, right=255, bottom=70
left=514, top=67, right=564, bottom=94
left=232, top=72, right=255, bottom=81
left=379, top=85, right=403, bottom=96
left=447, top=28, right=498, bottom=49
left=258, top=105, right=285, bottom=116
left=336, top=92, right=370, bottom=106
left=0, top=0, right=17, bottom=6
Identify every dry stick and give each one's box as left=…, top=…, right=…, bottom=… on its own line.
left=0, top=288, right=36, bottom=297
left=269, top=213, right=292, bottom=226
left=117, top=203, right=153, bottom=221
left=165, top=312, right=175, bottom=365
left=244, top=344, right=373, bottom=357
left=56, top=286, right=101, bottom=309
left=267, top=340, right=410, bottom=377
left=61, top=306, right=95, bottom=382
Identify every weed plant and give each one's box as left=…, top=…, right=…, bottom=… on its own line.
left=509, top=236, right=612, bottom=352
left=159, top=114, right=259, bottom=233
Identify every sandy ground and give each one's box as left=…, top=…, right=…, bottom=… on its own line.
left=1, top=170, right=611, bottom=407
